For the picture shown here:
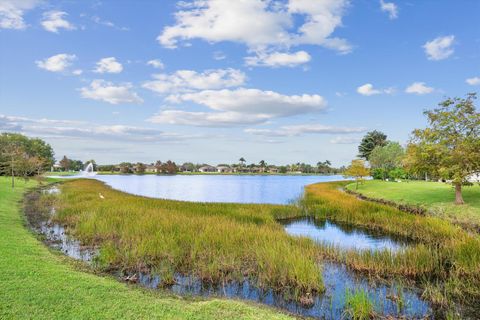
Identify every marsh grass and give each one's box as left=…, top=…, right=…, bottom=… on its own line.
left=52, top=179, right=322, bottom=297
left=343, top=288, right=375, bottom=320
left=302, top=182, right=480, bottom=315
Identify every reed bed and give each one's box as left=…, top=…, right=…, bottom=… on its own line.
left=53, top=179, right=322, bottom=298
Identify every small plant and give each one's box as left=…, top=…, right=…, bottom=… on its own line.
left=343, top=288, right=375, bottom=320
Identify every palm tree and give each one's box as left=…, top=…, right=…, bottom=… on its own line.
left=259, top=160, right=266, bottom=172
left=239, top=157, right=246, bottom=166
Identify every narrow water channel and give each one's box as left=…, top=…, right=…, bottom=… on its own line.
left=26, top=186, right=432, bottom=319
left=281, top=217, right=409, bottom=252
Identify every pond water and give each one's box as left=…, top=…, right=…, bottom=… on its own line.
left=282, top=217, right=409, bottom=252
left=91, top=174, right=346, bottom=204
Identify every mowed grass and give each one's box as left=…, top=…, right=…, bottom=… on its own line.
left=0, top=177, right=293, bottom=320
left=345, top=180, right=480, bottom=231
left=50, top=179, right=322, bottom=297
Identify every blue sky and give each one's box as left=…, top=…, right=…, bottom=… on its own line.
left=1, top=0, right=479, bottom=166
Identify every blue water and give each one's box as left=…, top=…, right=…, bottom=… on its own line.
left=93, top=174, right=346, bottom=204
left=283, top=217, right=408, bottom=252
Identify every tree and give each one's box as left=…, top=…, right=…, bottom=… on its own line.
left=119, top=162, right=132, bottom=174
left=161, top=160, right=177, bottom=174
left=358, top=130, right=387, bottom=160
left=259, top=160, right=266, bottom=172
left=368, top=142, right=405, bottom=180
left=344, top=159, right=370, bottom=190
left=59, top=156, right=71, bottom=171
left=239, top=157, right=246, bottom=166
left=136, top=162, right=146, bottom=174
left=405, top=93, right=480, bottom=204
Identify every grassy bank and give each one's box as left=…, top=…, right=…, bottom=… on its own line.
left=345, top=180, right=480, bottom=232
left=0, top=177, right=292, bottom=319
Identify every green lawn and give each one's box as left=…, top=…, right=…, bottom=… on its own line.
left=0, top=177, right=291, bottom=320
left=346, top=180, right=480, bottom=232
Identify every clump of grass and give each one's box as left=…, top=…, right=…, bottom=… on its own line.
left=343, top=288, right=375, bottom=320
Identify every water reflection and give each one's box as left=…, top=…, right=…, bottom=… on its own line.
left=282, top=217, right=409, bottom=252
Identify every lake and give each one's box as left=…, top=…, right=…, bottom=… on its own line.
left=93, top=174, right=346, bottom=204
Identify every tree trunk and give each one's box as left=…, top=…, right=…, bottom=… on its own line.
left=455, top=183, right=464, bottom=205
left=356, top=179, right=359, bottom=190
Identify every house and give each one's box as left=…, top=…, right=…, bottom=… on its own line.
left=468, top=172, right=480, bottom=183
left=216, top=166, right=232, bottom=173
left=268, top=167, right=279, bottom=173
left=198, top=165, right=217, bottom=173
left=145, top=164, right=156, bottom=173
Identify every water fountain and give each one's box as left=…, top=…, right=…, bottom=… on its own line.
left=81, top=162, right=97, bottom=177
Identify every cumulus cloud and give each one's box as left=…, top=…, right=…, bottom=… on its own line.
left=423, top=35, right=455, bottom=61
left=147, top=59, right=165, bottom=69
left=0, top=114, right=195, bottom=143
left=405, top=82, right=434, bottom=95
left=143, top=68, right=246, bottom=94
left=41, top=10, right=75, bottom=33
left=356, top=83, right=394, bottom=96
left=147, top=110, right=268, bottom=127
left=80, top=80, right=143, bottom=105
left=0, top=0, right=40, bottom=29
left=167, top=88, right=327, bottom=117
left=158, top=0, right=351, bottom=54
left=94, top=57, right=123, bottom=73
left=245, top=50, right=311, bottom=67
left=245, top=124, right=366, bottom=137
left=380, top=0, right=398, bottom=19
left=466, top=77, right=480, bottom=86
left=36, top=53, right=76, bottom=72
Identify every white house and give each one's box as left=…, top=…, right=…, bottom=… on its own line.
left=468, top=172, right=480, bottom=183
left=198, top=165, right=217, bottom=173
left=216, top=166, right=232, bottom=173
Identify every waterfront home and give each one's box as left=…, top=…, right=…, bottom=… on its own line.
left=468, top=172, right=480, bottom=183
left=216, top=166, right=232, bottom=173
left=198, top=165, right=217, bottom=173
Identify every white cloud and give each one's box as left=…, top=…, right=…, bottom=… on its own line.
left=0, top=114, right=195, bottom=143
left=147, top=59, right=165, bottom=69
left=423, top=35, right=455, bottom=61
left=91, top=15, right=129, bottom=31
left=41, top=10, right=75, bottom=33
left=143, top=68, right=246, bottom=94
left=80, top=80, right=143, bottom=105
left=330, top=136, right=362, bottom=144
left=0, top=0, right=40, bottom=29
left=466, top=77, right=480, bottom=86
left=245, top=50, right=311, bottom=67
left=94, top=57, right=123, bottom=73
left=158, top=0, right=351, bottom=54
left=380, top=0, right=398, bottom=19
left=168, top=88, right=327, bottom=117
left=405, top=82, right=434, bottom=95
left=245, top=124, right=366, bottom=137
left=72, top=69, right=83, bottom=76
left=356, top=84, right=395, bottom=96
left=36, top=53, right=76, bottom=72
left=148, top=110, right=268, bottom=127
